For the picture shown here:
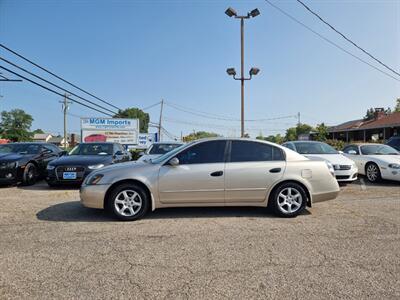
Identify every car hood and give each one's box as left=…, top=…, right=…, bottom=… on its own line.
left=304, top=154, right=354, bottom=165
left=0, top=152, right=34, bottom=163
left=366, top=155, right=400, bottom=164
left=49, top=155, right=112, bottom=166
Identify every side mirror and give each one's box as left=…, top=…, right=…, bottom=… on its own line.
left=59, top=150, right=68, bottom=156
left=168, top=157, right=179, bottom=166
left=348, top=150, right=357, bottom=155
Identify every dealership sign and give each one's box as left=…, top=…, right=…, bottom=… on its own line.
left=81, top=118, right=139, bottom=145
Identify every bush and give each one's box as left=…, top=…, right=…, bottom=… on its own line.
left=325, top=139, right=345, bottom=150
left=129, top=149, right=144, bottom=161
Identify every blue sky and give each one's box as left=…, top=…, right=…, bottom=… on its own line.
left=0, top=0, right=399, bottom=139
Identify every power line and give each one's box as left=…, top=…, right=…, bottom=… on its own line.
left=0, top=65, right=114, bottom=116
left=0, top=56, right=118, bottom=115
left=296, top=0, right=400, bottom=78
left=141, top=101, right=161, bottom=111
left=263, top=0, right=400, bottom=83
left=0, top=43, right=122, bottom=110
left=165, top=101, right=297, bottom=122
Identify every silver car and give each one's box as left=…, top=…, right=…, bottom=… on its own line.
left=137, top=142, right=183, bottom=162
left=80, top=138, right=340, bottom=220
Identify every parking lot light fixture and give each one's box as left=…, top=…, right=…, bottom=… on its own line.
left=249, top=67, right=260, bottom=76
left=250, top=9, right=260, bottom=18
left=226, top=68, right=237, bottom=76
left=225, top=7, right=237, bottom=18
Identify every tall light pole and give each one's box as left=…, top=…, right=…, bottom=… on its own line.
left=225, top=7, right=260, bottom=138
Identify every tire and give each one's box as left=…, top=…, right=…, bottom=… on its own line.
left=270, top=182, right=307, bottom=218
left=365, top=162, right=381, bottom=183
left=22, top=163, right=37, bottom=186
left=106, top=183, right=149, bottom=221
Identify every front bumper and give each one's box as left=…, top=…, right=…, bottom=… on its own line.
left=80, top=184, right=111, bottom=209
left=46, top=167, right=93, bottom=185
left=334, top=168, right=358, bottom=182
left=0, top=168, right=19, bottom=184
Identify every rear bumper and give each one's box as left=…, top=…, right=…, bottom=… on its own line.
left=80, top=184, right=110, bottom=209
left=312, top=190, right=340, bottom=203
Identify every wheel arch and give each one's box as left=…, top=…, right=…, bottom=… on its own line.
left=267, top=179, right=312, bottom=208
left=104, top=179, right=155, bottom=211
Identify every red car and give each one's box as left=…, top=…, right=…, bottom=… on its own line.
left=84, top=134, right=107, bottom=143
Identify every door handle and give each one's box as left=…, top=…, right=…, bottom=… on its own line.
left=210, top=171, right=223, bottom=177
left=269, top=168, right=281, bottom=173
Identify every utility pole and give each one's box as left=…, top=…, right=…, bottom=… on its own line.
left=225, top=7, right=260, bottom=138
left=158, top=99, right=164, bottom=142
left=60, top=93, right=72, bottom=149
left=297, top=112, right=301, bottom=126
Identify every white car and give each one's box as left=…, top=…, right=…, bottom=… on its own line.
left=137, top=142, right=183, bottom=162
left=342, top=143, right=400, bottom=183
left=283, top=141, right=358, bottom=182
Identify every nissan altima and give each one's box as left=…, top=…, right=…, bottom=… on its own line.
left=80, top=138, right=340, bottom=220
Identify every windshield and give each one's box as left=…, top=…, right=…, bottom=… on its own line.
left=69, top=143, right=113, bottom=156
left=151, top=143, right=188, bottom=164
left=148, top=143, right=182, bottom=155
left=0, top=144, right=41, bottom=155
left=360, top=145, right=399, bottom=155
left=294, top=142, right=338, bottom=154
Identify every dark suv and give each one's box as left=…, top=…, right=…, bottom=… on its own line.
left=386, top=136, right=400, bottom=151
left=0, top=143, right=63, bottom=185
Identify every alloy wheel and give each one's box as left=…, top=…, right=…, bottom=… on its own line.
left=114, top=190, right=143, bottom=217
left=367, top=164, right=378, bottom=182
left=277, top=187, right=303, bottom=214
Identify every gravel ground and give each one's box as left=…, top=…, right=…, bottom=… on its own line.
left=0, top=179, right=399, bottom=299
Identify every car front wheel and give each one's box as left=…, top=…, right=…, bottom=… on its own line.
left=365, top=163, right=381, bottom=183
left=270, top=183, right=307, bottom=217
left=22, top=163, right=37, bottom=186
left=107, top=183, right=149, bottom=221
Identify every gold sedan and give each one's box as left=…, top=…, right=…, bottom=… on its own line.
left=80, top=138, right=340, bottom=220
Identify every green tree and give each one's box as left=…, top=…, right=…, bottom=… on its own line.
left=364, top=108, right=375, bottom=120
left=394, top=98, right=400, bottom=112
left=114, top=108, right=149, bottom=133
left=183, top=131, right=219, bottom=142
left=32, top=128, right=45, bottom=134
left=0, top=109, right=34, bottom=142
left=314, top=123, right=329, bottom=141
left=285, top=123, right=313, bottom=141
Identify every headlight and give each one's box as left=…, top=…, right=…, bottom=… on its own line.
left=87, top=174, right=104, bottom=185
left=88, top=164, right=105, bottom=170
left=0, top=161, right=18, bottom=169
left=325, top=161, right=335, bottom=177
left=388, top=163, right=400, bottom=169
left=47, top=165, right=55, bottom=170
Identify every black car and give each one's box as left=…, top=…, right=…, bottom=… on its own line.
left=386, top=136, right=400, bottom=151
left=0, top=142, right=64, bottom=185
left=46, top=142, right=131, bottom=186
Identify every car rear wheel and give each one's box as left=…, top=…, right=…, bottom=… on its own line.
left=22, top=163, right=37, bottom=186
left=107, top=183, right=149, bottom=221
left=366, top=163, right=381, bottom=183
left=270, top=183, right=307, bottom=217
